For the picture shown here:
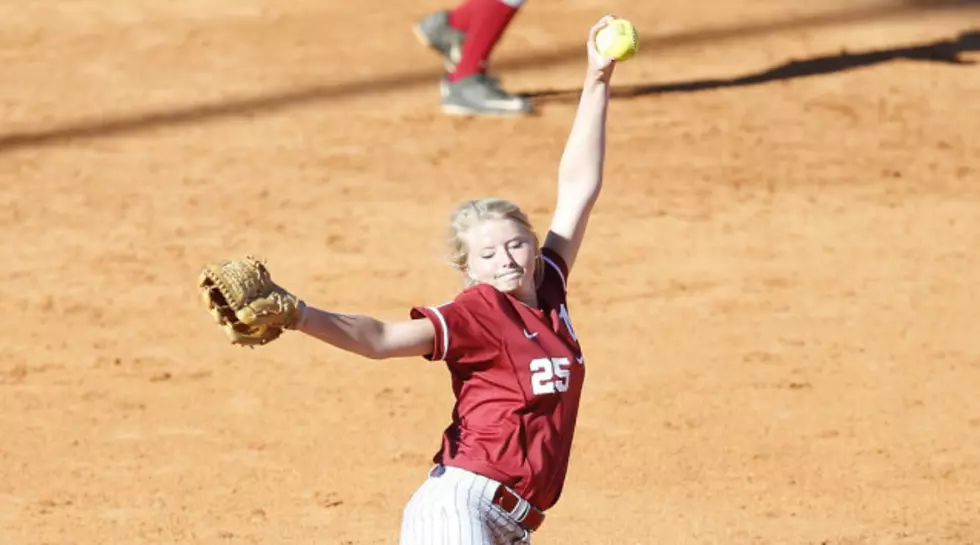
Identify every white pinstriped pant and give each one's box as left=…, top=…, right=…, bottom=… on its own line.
left=399, top=465, right=532, bottom=545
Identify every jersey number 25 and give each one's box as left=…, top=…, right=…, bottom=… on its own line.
left=529, top=357, right=571, bottom=395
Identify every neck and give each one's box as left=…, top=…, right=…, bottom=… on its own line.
left=515, top=289, right=538, bottom=308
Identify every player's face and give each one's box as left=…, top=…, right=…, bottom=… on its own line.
left=463, top=218, right=537, bottom=296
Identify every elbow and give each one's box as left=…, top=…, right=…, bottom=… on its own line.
left=557, top=181, right=603, bottom=208
left=558, top=169, right=603, bottom=193
left=359, top=334, right=389, bottom=360
left=360, top=321, right=397, bottom=360
left=557, top=162, right=580, bottom=183
left=361, top=345, right=388, bottom=360
left=355, top=319, right=389, bottom=360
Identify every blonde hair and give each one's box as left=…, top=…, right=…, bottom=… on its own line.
left=448, top=198, right=544, bottom=288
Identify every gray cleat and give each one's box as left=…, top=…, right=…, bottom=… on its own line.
left=413, top=11, right=465, bottom=71
left=440, top=74, right=533, bottom=117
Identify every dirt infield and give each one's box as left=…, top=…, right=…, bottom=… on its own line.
left=2, top=1, right=979, bottom=544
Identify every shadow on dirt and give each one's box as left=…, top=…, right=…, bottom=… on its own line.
left=0, top=1, right=976, bottom=152
left=528, top=29, right=979, bottom=104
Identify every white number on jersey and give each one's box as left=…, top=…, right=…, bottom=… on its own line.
left=529, top=357, right=571, bottom=395
left=558, top=304, right=578, bottom=342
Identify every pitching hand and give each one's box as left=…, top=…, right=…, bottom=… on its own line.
left=587, top=15, right=618, bottom=83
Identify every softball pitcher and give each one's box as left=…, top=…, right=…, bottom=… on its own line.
left=198, top=16, right=622, bottom=544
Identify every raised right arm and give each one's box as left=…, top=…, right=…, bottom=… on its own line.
left=294, top=306, right=436, bottom=360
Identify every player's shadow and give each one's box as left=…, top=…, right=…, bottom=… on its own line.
left=528, top=29, right=980, bottom=104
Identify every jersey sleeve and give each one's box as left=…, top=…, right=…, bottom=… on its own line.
left=409, top=290, right=499, bottom=364
left=539, top=246, right=569, bottom=295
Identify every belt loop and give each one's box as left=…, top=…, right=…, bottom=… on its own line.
left=502, top=487, right=529, bottom=522
left=491, top=485, right=545, bottom=533
left=514, top=497, right=530, bottom=523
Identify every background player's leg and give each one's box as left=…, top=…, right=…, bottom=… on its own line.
left=414, top=7, right=466, bottom=72
left=442, top=0, right=531, bottom=117
left=414, top=0, right=520, bottom=71
left=414, top=0, right=531, bottom=117
left=447, top=0, right=475, bottom=33
left=449, top=0, right=521, bottom=82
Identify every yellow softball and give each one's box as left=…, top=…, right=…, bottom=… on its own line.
left=595, top=18, right=639, bottom=62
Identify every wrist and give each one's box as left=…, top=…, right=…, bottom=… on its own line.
left=288, top=299, right=308, bottom=330
left=580, top=80, right=612, bottom=105
left=584, top=72, right=612, bottom=91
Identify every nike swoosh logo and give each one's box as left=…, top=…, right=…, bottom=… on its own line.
left=523, top=329, right=538, bottom=339
left=576, top=356, right=584, bottom=365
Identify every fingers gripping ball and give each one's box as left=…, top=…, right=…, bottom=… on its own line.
left=198, top=257, right=306, bottom=347
left=595, top=18, right=639, bottom=61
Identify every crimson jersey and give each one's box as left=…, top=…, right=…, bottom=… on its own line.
left=409, top=247, right=585, bottom=511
